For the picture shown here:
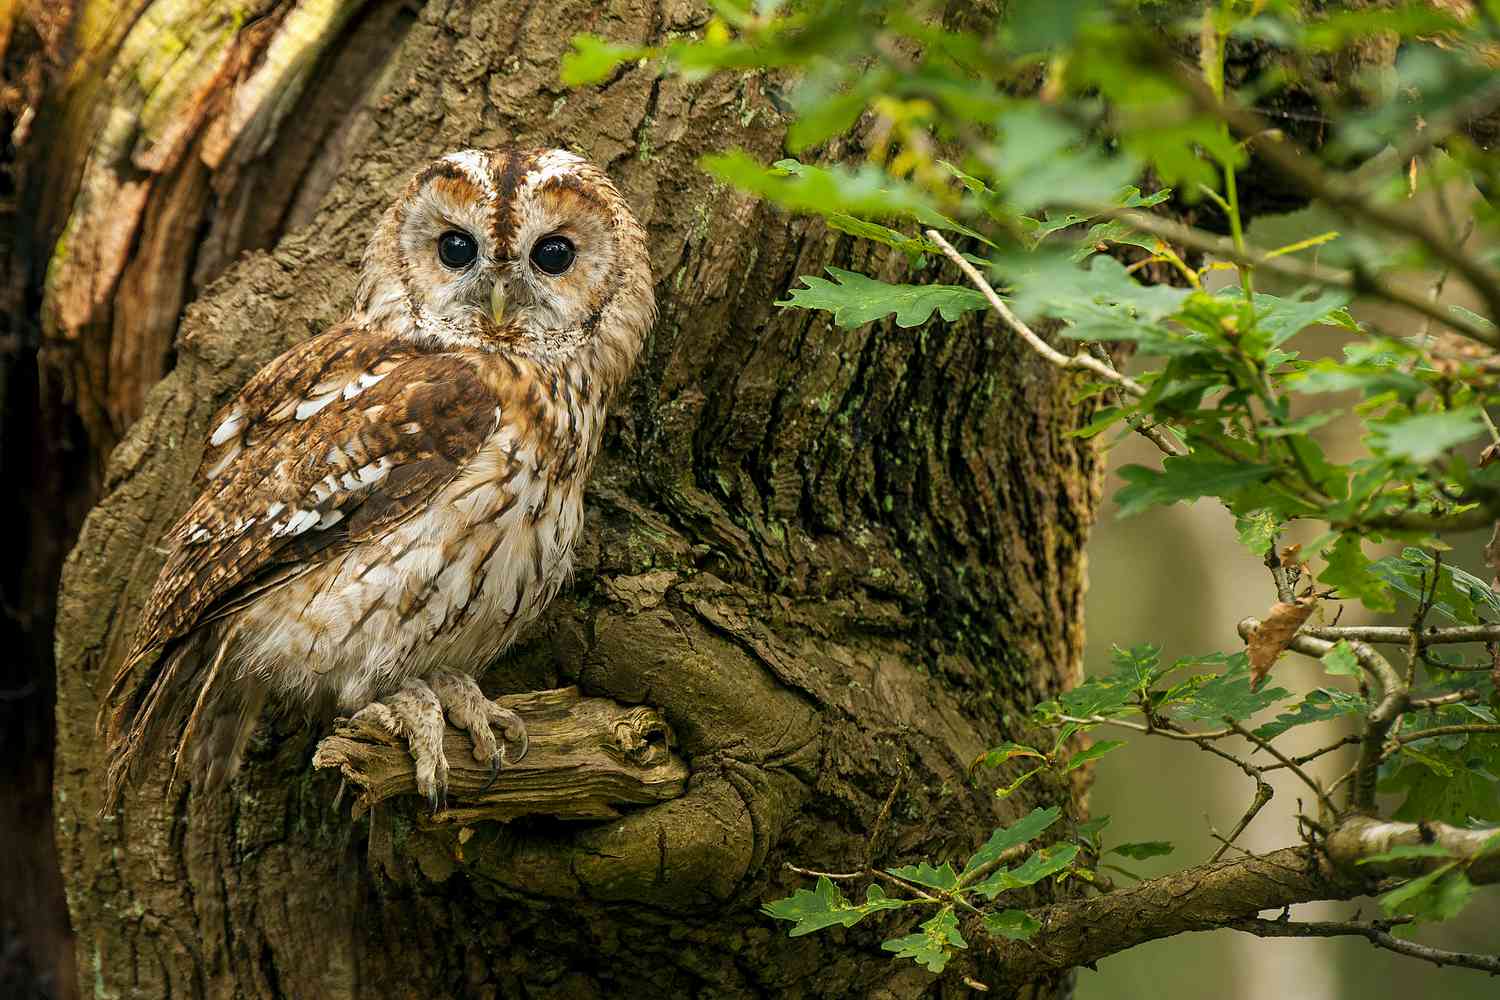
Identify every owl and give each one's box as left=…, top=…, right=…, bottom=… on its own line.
left=100, top=147, right=656, bottom=811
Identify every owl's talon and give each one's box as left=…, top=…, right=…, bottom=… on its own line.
left=352, top=679, right=449, bottom=812
left=496, top=709, right=529, bottom=764
left=478, top=753, right=502, bottom=796
left=430, top=670, right=528, bottom=777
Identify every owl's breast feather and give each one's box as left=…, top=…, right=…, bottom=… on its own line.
left=239, top=392, right=598, bottom=711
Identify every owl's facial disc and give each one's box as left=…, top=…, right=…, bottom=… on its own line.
left=357, top=147, right=650, bottom=362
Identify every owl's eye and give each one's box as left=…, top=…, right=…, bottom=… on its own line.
left=437, top=230, right=478, bottom=269
left=529, top=235, right=576, bottom=276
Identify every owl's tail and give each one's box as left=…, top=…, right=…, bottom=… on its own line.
left=99, top=625, right=263, bottom=812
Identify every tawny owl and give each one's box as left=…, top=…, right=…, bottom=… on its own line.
left=100, top=147, right=656, bottom=811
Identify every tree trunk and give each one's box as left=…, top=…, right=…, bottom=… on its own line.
left=35, top=0, right=1102, bottom=996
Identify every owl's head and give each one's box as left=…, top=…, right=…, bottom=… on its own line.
left=355, top=147, right=655, bottom=375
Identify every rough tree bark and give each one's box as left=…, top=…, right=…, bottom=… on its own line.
left=32, top=0, right=1105, bottom=996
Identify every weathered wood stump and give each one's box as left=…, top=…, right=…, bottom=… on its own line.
left=312, top=686, right=688, bottom=825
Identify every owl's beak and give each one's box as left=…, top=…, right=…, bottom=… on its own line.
left=490, top=281, right=509, bottom=326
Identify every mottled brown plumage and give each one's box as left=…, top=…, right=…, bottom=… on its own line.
left=101, top=148, right=656, bottom=809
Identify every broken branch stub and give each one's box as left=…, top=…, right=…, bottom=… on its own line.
left=312, top=686, right=689, bottom=825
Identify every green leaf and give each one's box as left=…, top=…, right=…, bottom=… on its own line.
left=1072, top=221, right=1159, bottom=261
left=1011, top=253, right=1193, bottom=353
left=1288, top=359, right=1427, bottom=400
left=1069, top=405, right=1127, bottom=440
left=822, top=215, right=933, bottom=259
left=1321, top=535, right=1396, bottom=614
left=982, top=909, right=1041, bottom=941
left=887, top=861, right=960, bottom=892
left=1063, top=739, right=1127, bottom=772
left=1248, top=289, right=1358, bottom=348
left=1450, top=304, right=1495, bottom=331
left=970, top=844, right=1080, bottom=899
left=1172, top=654, right=1290, bottom=722
left=961, top=806, right=1063, bottom=878
left=786, top=86, right=874, bottom=152
left=1024, top=209, right=1094, bottom=243
left=1357, top=844, right=1460, bottom=864
left=560, top=35, right=655, bottom=85
left=1114, top=457, right=1277, bottom=517
left=973, top=742, right=1047, bottom=771
left=1368, top=407, right=1488, bottom=464
left=1321, top=641, right=1363, bottom=677
left=1379, top=866, right=1474, bottom=924
left=995, top=767, right=1044, bottom=798
left=702, top=153, right=948, bottom=225
left=1398, top=744, right=1455, bottom=777
left=989, top=105, right=1138, bottom=212
left=778, top=268, right=989, bottom=329
left=1370, top=548, right=1500, bottom=624
left=1380, top=732, right=1500, bottom=824
left=1075, top=815, right=1110, bottom=850
left=1304, top=6, right=1469, bottom=50
left=763, top=878, right=910, bottom=936
left=881, top=907, right=966, bottom=973
left=1253, top=688, right=1366, bottom=741
left=1111, top=642, right=1165, bottom=694
left=1004, top=0, right=1106, bottom=51
left=1235, top=509, right=1281, bottom=558
left=1107, top=841, right=1175, bottom=861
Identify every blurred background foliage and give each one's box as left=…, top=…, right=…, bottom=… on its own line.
left=1083, top=440, right=1500, bottom=999
left=1083, top=250, right=1500, bottom=996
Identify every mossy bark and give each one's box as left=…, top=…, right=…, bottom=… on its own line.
left=42, top=0, right=1100, bottom=996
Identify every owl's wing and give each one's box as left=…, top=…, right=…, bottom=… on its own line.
left=125, top=331, right=507, bottom=668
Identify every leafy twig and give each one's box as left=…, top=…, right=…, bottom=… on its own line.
left=1090, top=207, right=1500, bottom=348
left=924, top=229, right=1188, bottom=458
left=1170, top=56, right=1500, bottom=332
left=1236, top=618, right=1406, bottom=814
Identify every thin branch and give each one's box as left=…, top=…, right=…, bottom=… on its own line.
left=1236, top=619, right=1403, bottom=702
left=1395, top=723, right=1500, bottom=746
left=1226, top=918, right=1500, bottom=975
left=1209, top=776, right=1274, bottom=863
left=1259, top=734, right=1360, bottom=773
left=1056, top=714, right=1231, bottom=742
left=925, top=229, right=1189, bottom=457
left=1300, top=623, right=1500, bottom=648
left=784, top=863, right=864, bottom=881
left=1225, top=718, right=1335, bottom=818
left=1266, top=541, right=1296, bottom=604
left=926, top=230, right=1145, bottom=393
left=979, top=815, right=1500, bottom=985
left=1355, top=499, right=1500, bottom=534
left=1406, top=689, right=1482, bottom=712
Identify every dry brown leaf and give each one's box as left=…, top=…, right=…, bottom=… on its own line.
left=1248, top=598, right=1316, bottom=689
left=1279, top=543, right=1302, bottom=568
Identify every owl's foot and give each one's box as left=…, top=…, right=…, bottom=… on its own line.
left=429, top=671, right=529, bottom=787
left=351, top=679, right=450, bottom=811
left=350, top=673, right=528, bottom=811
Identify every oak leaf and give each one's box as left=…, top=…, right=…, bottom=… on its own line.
left=1248, top=598, right=1316, bottom=689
